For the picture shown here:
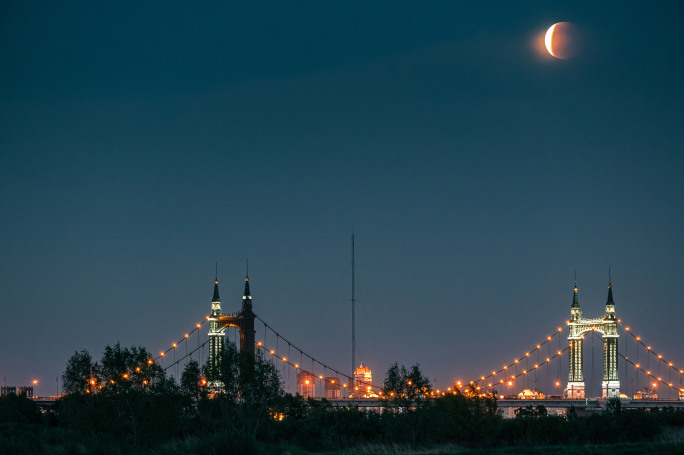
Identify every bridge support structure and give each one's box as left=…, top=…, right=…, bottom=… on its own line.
left=207, top=274, right=256, bottom=385
left=567, top=280, right=619, bottom=399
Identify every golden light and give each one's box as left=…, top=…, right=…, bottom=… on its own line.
left=652, top=383, right=657, bottom=388
left=658, top=355, right=662, bottom=359
left=270, top=350, right=274, bottom=355
left=295, top=364, right=299, bottom=368
left=537, top=345, right=541, bottom=349
left=135, top=367, right=141, bottom=373
left=556, top=381, right=560, bottom=386
left=547, top=336, right=552, bottom=340
left=525, top=353, right=530, bottom=357
left=625, top=327, right=630, bottom=331
left=508, top=381, right=513, bottom=386
left=305, top=380, right=310, bottom=385
left=185, top=334, right=189, bottom=338
left=648, top=346, right=652, bottom=350
left=558, top=327, right=562, bottom=332
left=407, top=380, right=412, bottom=385
left=90, top=379, right=96, bottom=385
left=160, top=352, right=165, bottom=356
left=319, top=375, right=323, bottom=379
left=546, top=358, right=550, bottom=362
left=32, top=379, right=38, bottom=385
left=172, top=343, right=177, bottom=348
left=257, top=342, right=262, bottom=346
left=558, top=351, right=562, bottom=355
left=282, top=357, right=287, bottom=362
left=196, top=323, right=201, bottom=328
left=514, top=359, right=519, bottom=364
left=148, top=359, right=153, bottom=365
left=122, top=374, right=129, bottom=379
left=143, top=380, right=149, bottom=385
left=636, top=337, right=641, bottom=341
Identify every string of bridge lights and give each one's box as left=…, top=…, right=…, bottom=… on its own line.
left=619, top=322, right=684, bottom=380
left=470, top=323, right=569, bottom=387
left=255, top=315, right=379, bottom=392
left=154, top=318, right=208, bottom=362
left=617, top=351, right=683, bottom=392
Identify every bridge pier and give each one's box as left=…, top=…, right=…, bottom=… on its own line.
left=566, top=280, right=620, bottom=399
left=207, top=274, right=257, bottom=384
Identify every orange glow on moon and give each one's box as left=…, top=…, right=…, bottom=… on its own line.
left=544, top=22, right=578, bottom=59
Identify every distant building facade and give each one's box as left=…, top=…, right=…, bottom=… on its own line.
left=297, top=371, right=315, bottom=398
left=1, top=386, right=33, bottom=398
left=325, top=377, right=341, bottom=399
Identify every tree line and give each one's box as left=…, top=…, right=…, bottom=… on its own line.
left=1, top=342, right=684, bottom=454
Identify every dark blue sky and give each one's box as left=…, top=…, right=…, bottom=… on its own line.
left=2, top=2, right=683, bottom=396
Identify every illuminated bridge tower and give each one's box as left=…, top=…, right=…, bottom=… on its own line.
left=567, top=283, right=584, bottom=399
left=207, top=273, right=257, bottom=376
left=602, top=281, right=620, bottom=398
left=207, top=275, right=226, bottom=379
left=566, top=280, right=620, bottom=399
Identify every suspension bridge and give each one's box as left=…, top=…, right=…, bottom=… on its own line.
left=33, top=273, right=679, bottom=415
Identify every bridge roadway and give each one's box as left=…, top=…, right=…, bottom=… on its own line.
left=318, top=398, right=684, bottom=410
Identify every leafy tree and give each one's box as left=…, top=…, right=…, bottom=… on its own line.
left=382, top=362, right=432, bottom=402
left=180, top=359, right=204, bottom=399
left=62, top=350, right=98, bottom=395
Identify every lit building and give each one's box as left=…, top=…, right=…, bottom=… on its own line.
left=518, top=388, right=545, bottom=400
left=325, top=377, right=341, bottom=399
left=353, top=363, right=373, bottom=397
left=634, top=388, right=657, bottom=400
left=297, top=371, right=315, bottom=398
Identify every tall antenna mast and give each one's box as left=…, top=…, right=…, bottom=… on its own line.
left=351, top=233, right=356, bottom=380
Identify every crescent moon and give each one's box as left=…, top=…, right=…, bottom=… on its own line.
left=545, top=24, right=557, bottom=57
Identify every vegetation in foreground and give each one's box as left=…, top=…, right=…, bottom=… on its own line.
left=2, top=343, right=684, bottom=454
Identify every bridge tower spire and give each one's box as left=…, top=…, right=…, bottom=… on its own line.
left=567, top=281, right=584, bottom=399
left=239, top=271, right=255, bottom=356
left=208, top=273, right=226, bottom=384
left=602, top=277, right=620, bottom=398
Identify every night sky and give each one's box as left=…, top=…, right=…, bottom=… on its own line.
left=2, top=2, right=683, bottom=397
